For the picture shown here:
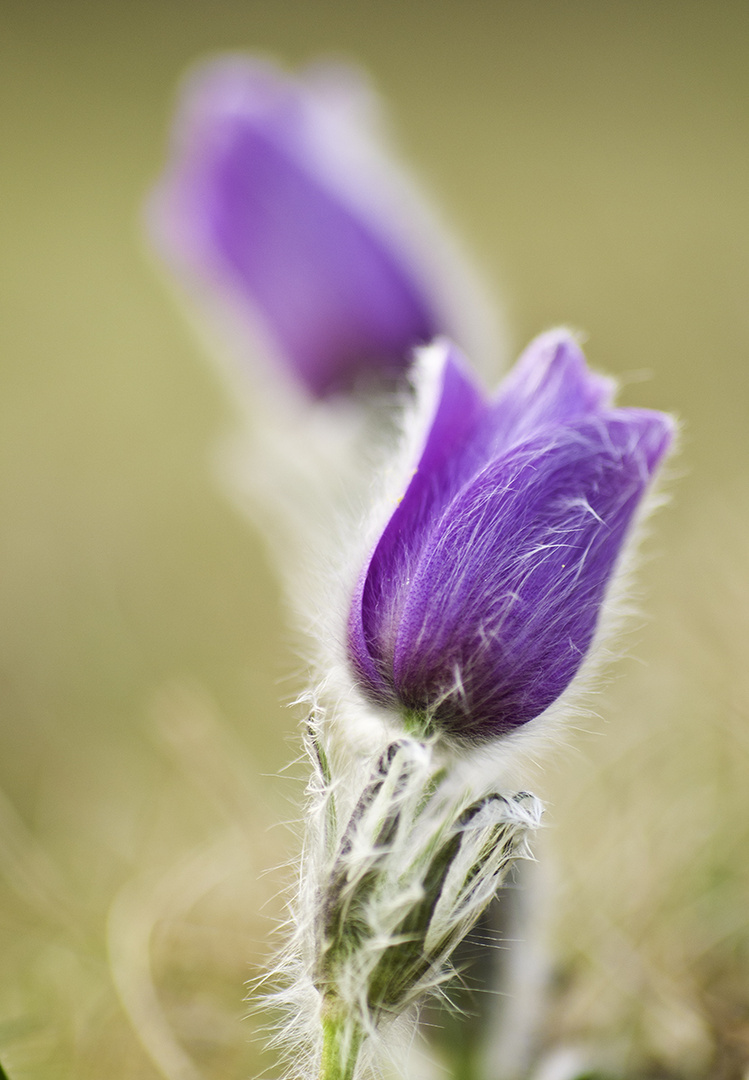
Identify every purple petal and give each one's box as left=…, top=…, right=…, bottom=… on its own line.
left=478, top=329, right=616, bottom=452
left=348, top=343, right=488, bottom=701
left=389, top=409, right=673, bottom=740
left=149, top=59, right=443, bottom=397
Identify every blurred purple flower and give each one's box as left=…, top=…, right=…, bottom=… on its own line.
left=348, top=331, right=673, bottom=741
left=148, top=58, right=458, bottom=398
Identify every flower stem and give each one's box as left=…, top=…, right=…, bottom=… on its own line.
left=318, top=1013, right=364, bottom=1080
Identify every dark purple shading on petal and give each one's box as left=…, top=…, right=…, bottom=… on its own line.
left=390, top=410, right=673, bottom=740
left=151, top=61, right=442, bottom=398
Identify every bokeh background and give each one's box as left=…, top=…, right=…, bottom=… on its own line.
left=1, top=2, right=748, bottom=1077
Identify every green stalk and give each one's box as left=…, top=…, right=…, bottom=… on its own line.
left=318, top=1013, right=365, bottom=1080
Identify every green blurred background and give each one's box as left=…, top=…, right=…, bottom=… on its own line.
left=1, top=1, right=748, bottom=1077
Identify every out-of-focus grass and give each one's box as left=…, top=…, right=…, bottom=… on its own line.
left=1, top=2, right=748, bottom=1077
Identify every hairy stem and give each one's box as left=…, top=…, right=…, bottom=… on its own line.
left=318, top=1013, right=364, bottom=1080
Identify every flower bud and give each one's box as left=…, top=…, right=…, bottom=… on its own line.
left=148, top=58, right=487, bottom=398
left=348, top=332, right=674, bottom=741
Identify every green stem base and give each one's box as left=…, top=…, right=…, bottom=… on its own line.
left=318, top=1014, right=364, bottom=1080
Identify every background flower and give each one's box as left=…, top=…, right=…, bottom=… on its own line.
left=148, top=57, right=492, bottom=397
left=349, top=332, right=673, bottom=740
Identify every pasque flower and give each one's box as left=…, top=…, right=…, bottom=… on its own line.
left=348, top=331, right=674, bottom=741
left=148, top=57, right=481, bottom=398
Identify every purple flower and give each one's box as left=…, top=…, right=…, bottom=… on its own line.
left=348, top=331, right=673, bottom=742
left=148, top=58, right=459, bottom=398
